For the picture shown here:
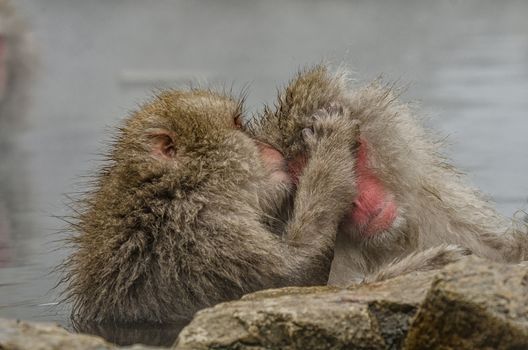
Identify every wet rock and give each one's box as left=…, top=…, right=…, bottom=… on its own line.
left=0, top=319, right=165, bottom=350
left=2, top=257, right=527, bottom=349
left=404, top=256, right=528, bottom=350
left=175, top=271, right=437, bottom=350
left=174, top=292, right=385, bottom=350
left=176, top=258, right=528, bottom=350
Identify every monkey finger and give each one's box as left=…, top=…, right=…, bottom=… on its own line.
left=312, top=117, right=334, bottom=139
left=327, top=101, right=348, bottom=117
left=301, top=127, right=316, bottom=148
left=311, top=109, right=329, bottom=122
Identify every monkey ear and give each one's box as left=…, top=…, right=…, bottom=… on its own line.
left=146, top=128, right=177, bottom=160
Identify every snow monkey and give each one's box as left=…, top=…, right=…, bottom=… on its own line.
left=250, top=65, right=528, bottom=286
left=63, top=88, right=360, bottom=323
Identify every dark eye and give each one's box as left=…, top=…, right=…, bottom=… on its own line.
left=234, top=115, right=243, bottom=129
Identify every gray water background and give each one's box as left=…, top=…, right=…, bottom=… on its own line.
left=0, top=0, right=527, bottom=345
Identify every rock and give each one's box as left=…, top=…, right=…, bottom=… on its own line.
left=175, top=271, right=437, bottom=350
left=176, top=258, right=528, bottom=350
left=0, top=318, right=166, bottom=350
left=403, top=256, right=528, bottom=349
left=175, top=292, right=385, bottom=350
left=241, top=286, right=341, bottom=300
left=3, top=257, right=528, bottom=349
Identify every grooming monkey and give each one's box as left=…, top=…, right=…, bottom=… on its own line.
left=250, top=65, right=528, bottom=286
left=63, top=88, right=360, bottom=323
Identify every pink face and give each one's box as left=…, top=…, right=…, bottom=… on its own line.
left=279, top=138, right=399, bottom=239
left=256, top=142, right=291, bottom=185
left=348, top=139, right=398, bottom=237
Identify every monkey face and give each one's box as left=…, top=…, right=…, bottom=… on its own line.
left=342, top=138, right=406, bottom=245
left=349, top=139, right=398, bottom=237
left=112, top=91, right=249, bottom=182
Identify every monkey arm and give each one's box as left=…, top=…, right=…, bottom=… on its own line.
left=280, top=113, right=359, bottom=283
left=285, top=142, right=356, bottom=244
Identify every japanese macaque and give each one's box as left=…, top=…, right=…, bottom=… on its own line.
left=63, top=88, right=360, bottom=323
left=0, top=0, right=35, bottom=129
left=250, top=65, right=528, bottom=286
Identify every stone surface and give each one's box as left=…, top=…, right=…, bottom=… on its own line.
left=0, top=319, right=166, bottom=350
left=175, top=258, right=528, bottom=350
left=175, top=292, right=385, bottom=350
left=2, top=257, right=528, bottom=349
left=175, top=271, right=438, bottom=350
left=404, top=256, right=528, bottom=349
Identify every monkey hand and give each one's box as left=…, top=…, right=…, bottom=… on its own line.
left=301, top=106, right=360, bottom=154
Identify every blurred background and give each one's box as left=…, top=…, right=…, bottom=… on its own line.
left=0, top=0, right=527, bottom=343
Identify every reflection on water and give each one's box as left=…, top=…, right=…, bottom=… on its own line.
left=0, top=196, right=11, bottom=268
left=1, top=0, right=528, bottom=346
left=72, top=320, right=190, bottom=347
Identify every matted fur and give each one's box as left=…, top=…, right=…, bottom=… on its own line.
left=251, top=65, right=528, bottom=286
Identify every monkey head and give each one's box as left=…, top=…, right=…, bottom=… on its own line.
left=66, top=89, right=295, bottom=323
left=110, top=89, right=291, bottom=200
left=252, top=65, right=527, bottom=286
left=251, top=66, right=411, bottom=249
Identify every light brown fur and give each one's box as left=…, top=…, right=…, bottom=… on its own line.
left=251, top=65, right=528, bottom=286
left=63, top=88, right=359, bottom=323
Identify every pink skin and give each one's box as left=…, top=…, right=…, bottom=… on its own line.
left=256, top=142, right=291, bottom=185
left=348, top=139, right=397, bottom=237
left=262, top=138, right=398, bottom=238
left=287, top=154, right=307, bottom=186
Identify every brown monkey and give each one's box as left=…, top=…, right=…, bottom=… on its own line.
left=63, top=88, right=360, bottom=323
left=0, top=0, right=35, bottom=130
left=250, top=65, right=528, bottom=286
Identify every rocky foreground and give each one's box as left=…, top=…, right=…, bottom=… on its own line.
left=1, top=257, right=527, bottom=350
